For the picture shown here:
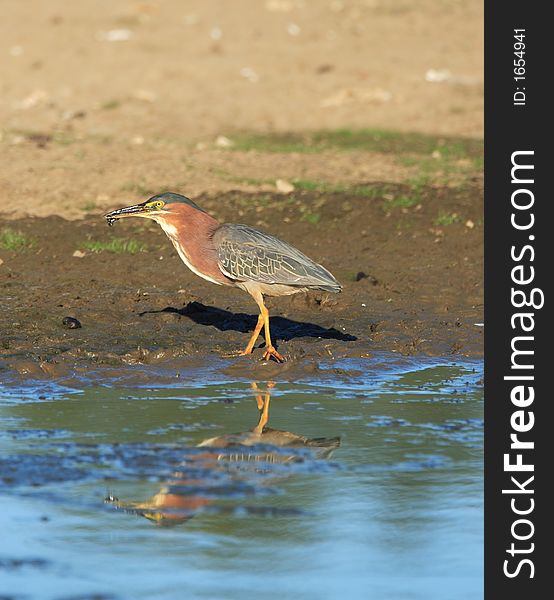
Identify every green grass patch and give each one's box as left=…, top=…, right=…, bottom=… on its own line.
left=292, top=179, right=425, bottom=210
left=434, top=212, right=463, bottom=226
left=227, top=175, right=270, bottom=186
left=405, top=174, right=432, bottom=188
left=473, top=156, right=484, bottom=169
left=0, top=228, right=35, bottom=251
left=292, top=179, right=325, bottom=192
left=81, top=201, right=98, bottom=212
left=292, top=179, right=394, bottom=199
left=221, top=175, right=392, bottom=200
left=381, top=175, right=430, bottom=210
left=301, top=212, right=321, bottom=225
left=230, top=128, right=483, bottom=157
left=81, top=238, right=147, bottom=254
left=400, top=151, right=483, bottom=181
left=383, top=195, right=419, bottom=210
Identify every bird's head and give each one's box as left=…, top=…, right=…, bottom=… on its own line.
left=105, top=192, right=206, bottom=226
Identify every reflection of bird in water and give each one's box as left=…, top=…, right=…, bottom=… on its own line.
left=105, top=193, right=341, bottom=362
left=199, top=383, right=339, bottom=462
left=106, top=383, right=340, bottom=526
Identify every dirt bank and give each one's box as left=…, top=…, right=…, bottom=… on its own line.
left=1, top=0, right=483, bottom=380
left=1, top=179, right=483, bottom=380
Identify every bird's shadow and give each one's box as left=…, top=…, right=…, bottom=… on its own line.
left=139, top=301, right=357, bottom=342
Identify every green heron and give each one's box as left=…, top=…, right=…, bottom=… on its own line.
left=105, top=192, right=341, bottom=362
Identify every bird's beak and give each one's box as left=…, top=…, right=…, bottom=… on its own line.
left=105, top=202, right=156, bottom=226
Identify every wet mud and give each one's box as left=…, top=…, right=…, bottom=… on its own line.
left=1, top=184, right=482, bottom=382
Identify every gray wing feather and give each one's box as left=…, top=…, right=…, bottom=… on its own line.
left=213, top=224, right=341, bottom=291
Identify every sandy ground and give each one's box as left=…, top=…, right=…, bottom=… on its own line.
left=1, top=1, right=483, bottom=377
left=1, top=0, right=482, bottom=218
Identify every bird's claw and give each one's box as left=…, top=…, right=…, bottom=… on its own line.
left=223, top=347, right=286, bottom=363
left=222, top=349, right=253, bottom=358
left=262, top=347, right=286, bottom=363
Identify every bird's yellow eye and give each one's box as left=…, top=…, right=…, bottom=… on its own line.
left=148, top=200, right=165, bottom=210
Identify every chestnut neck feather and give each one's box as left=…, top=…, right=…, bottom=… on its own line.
left=156, top=205, right=231, bottom=286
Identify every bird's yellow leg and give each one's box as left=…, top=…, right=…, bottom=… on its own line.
left=223, top=314, right=264, bottom=357
left=229, top=292, right=285, bottom=362
left=241, top=313, right=264, bottom=355
left=258, top=302, right=286, bottom=363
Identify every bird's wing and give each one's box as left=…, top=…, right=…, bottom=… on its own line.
left=213, top=224, right=341, bottom=290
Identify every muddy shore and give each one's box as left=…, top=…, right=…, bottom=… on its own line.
left=1, top=181, right=482, bottom=382
left=1, top=0, right=483, bottom=382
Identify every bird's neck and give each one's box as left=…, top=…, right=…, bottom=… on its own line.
left=155, top=211, right=230, bottom=285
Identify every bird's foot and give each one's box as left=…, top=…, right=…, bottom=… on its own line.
left=262, top=347, right=286, bottom=363
left=222, top=349, right=252, bottom=358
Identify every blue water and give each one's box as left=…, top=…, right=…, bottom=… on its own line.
left=0, top=354, right=483, bottom=600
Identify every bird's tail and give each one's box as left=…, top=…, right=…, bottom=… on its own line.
left=313, top=282, right=342, bottom=293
